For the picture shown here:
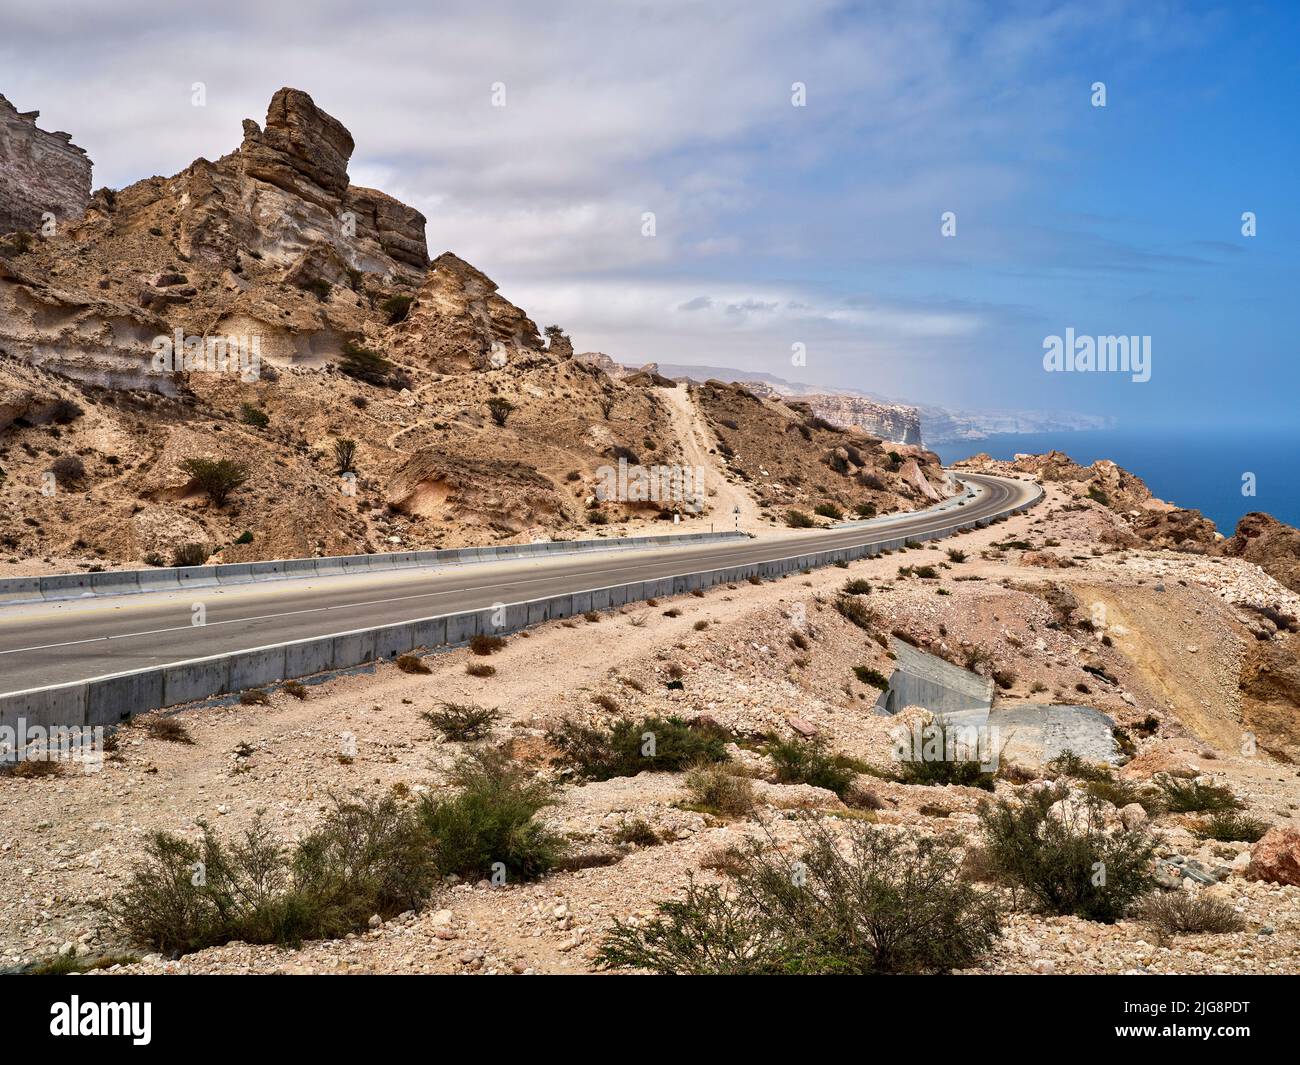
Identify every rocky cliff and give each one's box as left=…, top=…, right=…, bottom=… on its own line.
left=0, top=94, right=92, bottom=236
left=0, top=88, right=429, bottom=392
left=789, top=391, right=922, bottom=446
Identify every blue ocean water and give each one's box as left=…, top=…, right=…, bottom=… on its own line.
left=932, top=429, right=1300, bottom=534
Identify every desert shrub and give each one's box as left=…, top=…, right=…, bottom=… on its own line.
left=105, top=798, right=436, bottom=954
left=785, top=509, right=815, bottom=529
left=469, top=633, right=506, bottom=656
left=50, top=398, right=84, bottom=424
left=395, top=653, right=431, bottom=675
left=486, top=397, right=515, bottom=426
left=991, top=668, right=1017, bottom=690
left=381, top=294, right=413, bottom=324
left=171, top=542, right=210, bottom=568
left=417, top=749, right=561, bottom=881
left=1046, top=749, right=1112, bottom=783
left=239, top=403, right=269, bottom=428
left=234, top=530, right=254, bottom=545
left=333, top=438, right=357, bottom=475
left=946, top=548, right=967, bottom=563
left=47, top=455, right=85, bottom=483
left=1138, top=892, right=1245, bottom=938
left=977, top=784, right=1157, bottom=922
left=3, top=758, right=63, bottom=779
left=1157, top=777, right=1241, bottom=813
left=239, top=689, right=271, bottom=706
left=179, top=457, right=249, bottom=507
left=852, top=665, right=889, bottom=690
left=614, top=818, right=660, bottom=846
left=684, top=763, right=755, bottom=817
left=283, top=681, right=308, bottom=700
left=598, top=818, right=1001, bottom=974
left=854, top=501, right=877, bottom=517
left=813, top=502, right=843, bottom=520
left=767, top=737, right=859, bottom=799
left=842, top=578, right=872, bottom=595
left=337, top=340, right=398, bottom=387
left=466, top=663, right=496, bottom=678
left=1083, top=774, right=1162, bottom=815
left=143, top=717, right=193, bottom=745
left=894, top=752, right=996, bottom=791
left=1198, top=812, right=1268, bottom=843
left=834, top=595, right=876, bottom=632
left=547, top=715, right=728, bottom=781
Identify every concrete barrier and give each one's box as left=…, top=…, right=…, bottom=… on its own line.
left=0, top=530, right=750, bottom=608
left=2, top=481, right=1041, bottom=729
left=86, top=670, right=164, bottom=727
left=229, top=647, right=287, bottom=690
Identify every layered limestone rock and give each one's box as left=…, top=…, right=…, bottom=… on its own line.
left=0, top=94, right=92, bottom=235
left=391, top=252, right=543, bottom=372
left=0, top=87, right=428, bottom=390
left=794, top=392, right=923, bottom=446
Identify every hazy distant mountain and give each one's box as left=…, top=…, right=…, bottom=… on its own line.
left=651, top=363, right=1114, bottom=446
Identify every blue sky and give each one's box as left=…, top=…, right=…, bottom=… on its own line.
left=3, top=0, right=1296, bottom=426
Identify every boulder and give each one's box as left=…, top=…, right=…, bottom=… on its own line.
left=1245, top=827, right=1300, bottom=886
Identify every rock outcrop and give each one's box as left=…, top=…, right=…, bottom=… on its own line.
left=1246, top=827, right=1300, bottom=886
left=391, top=252, right=543, bottom=372
left=1219, top=512, right=1300, bottom=593
left=0, top=87, right=429, bottom=391
left=0, top=93, right=92, bottom=236
left=792, top=391, right=923, bottom=446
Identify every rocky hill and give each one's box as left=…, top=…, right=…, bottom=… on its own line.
left=0, top=87, right=942, bottom=571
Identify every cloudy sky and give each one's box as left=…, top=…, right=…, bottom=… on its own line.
left=4, top=0, right=1297, bottom=426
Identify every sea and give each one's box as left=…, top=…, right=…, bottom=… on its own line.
left=932, top=429, right=1300, bottom=534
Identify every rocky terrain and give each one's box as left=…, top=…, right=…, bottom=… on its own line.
left=0, top=88, right=940, bottom=570
left=4, top=472, right=1300, bottom=976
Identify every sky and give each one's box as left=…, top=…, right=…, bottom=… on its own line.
left=3, top=0, right=1297, bottom=428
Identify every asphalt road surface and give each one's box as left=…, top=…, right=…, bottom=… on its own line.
left=0, top=473, right=1035, bottom=693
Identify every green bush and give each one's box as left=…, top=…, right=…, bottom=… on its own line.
left=813, top=502, right=843, bottom=520
left=598, top=818, right=1001, bottom=974
left=417, top=749, right=561, bottom=881
left=684, top=763, right=755, bottom=817
left=841, top=578, right=872, bottom=595
left=767, top=737, right=860, bottom=799
left=834, top=595, right=876, bottom=632
left=337, top=340, right=398, bottom=387
left=785, top=509, right=815, bottom=529
left=1157, top=777, right=1241, bottom=813
left=239, top=403, right=269, bottom=428
left=853, top=665, right=889, bottom=689
left=382, top=294, right=413, bottom=324
left=486, top=397, right=515, bottom=426
left=1198, top=812, right=1268, bottom=843
left=178, top=457, right=249, bottom=507
left=547, top=715, right=728, bottom=781
left=977, top=784, right=1157, bottom=922
left=105, top=797, right=435, bottom=954
left=171, top=542, right=210, bottom=567
left=895, top=755, right=996, bottom=791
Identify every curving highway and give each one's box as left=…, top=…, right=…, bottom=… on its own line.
left=0, top=473, right=1036, bottom=693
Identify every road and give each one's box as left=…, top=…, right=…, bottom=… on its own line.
left=0, top=473, right=1035, bottom=693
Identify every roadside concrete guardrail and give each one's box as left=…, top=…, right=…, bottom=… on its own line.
left=0, top=530, right=748, bottom=608
left=0, top=481, right=1041, bottom=737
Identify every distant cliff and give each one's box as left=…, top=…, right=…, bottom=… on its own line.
left=794, top=392, right=922, bottom=445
